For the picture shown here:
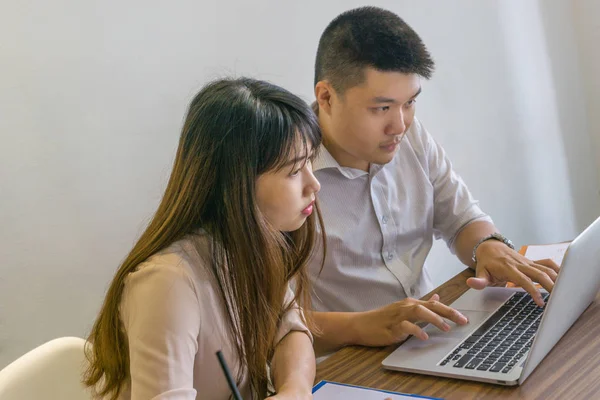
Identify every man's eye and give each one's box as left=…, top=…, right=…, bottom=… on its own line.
left=372, top=106, right=390, bottom=113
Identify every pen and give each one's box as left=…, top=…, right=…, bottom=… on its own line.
left=216, top=350, right=243, bottom=400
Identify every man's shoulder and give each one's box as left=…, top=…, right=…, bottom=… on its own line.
left=403, top=117, right=430, bottom=151
left=392, top=117, right=432, bottom=169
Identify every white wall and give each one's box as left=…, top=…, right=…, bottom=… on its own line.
left=573, top=0, right=600, bottom=192
left=1, top=0, right=599, bottom=368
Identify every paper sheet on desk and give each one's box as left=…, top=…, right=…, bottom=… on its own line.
left=312, top=381, right=441, bottom=400
left=506, top=242, right=570, bottom=288
left=521, top=242, right=570, bottom=266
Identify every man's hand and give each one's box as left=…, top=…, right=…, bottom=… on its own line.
left=466, top=240, right=560, bottom=306
left=350, top=294, right=469, bottom=347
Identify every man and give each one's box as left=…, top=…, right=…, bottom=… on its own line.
left=307, top=6, right=559, bottom=355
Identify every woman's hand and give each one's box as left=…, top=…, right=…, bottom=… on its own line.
left=265, top=383, right=312, bottom=400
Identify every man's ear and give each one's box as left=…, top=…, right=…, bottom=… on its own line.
left=315, top=81, right=335, bottom=115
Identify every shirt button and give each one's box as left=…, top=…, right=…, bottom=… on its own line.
left=382, top=216, right=388, bottom=224
left=386, top=252, right=393, bottom=261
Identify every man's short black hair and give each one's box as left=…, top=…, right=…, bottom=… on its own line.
left=314, top=6, right=435, bottom=93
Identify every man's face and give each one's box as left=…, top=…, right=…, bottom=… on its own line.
left=318, top=68, right=421, bottom=171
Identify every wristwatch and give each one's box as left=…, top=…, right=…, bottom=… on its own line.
left=472, top=233, right=515, bottom=264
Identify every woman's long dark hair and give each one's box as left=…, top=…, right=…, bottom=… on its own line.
left=83, top=78, right=325, bottom=399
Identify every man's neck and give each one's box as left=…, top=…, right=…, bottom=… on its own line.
left=322, top=138, right=369, bottom=172
left=317, top=105, right=369, bottom=172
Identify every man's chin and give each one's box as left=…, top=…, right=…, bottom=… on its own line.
left=372, top=152, right=397, bottom=165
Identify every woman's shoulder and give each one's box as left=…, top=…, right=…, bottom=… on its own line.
left=127, top=231, right=215, bottom=293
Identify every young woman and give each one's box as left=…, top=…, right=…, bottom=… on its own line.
left=84, top=78, right=323, bottom=400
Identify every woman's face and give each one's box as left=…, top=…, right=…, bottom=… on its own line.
left=256, top=144, right=321, bottom=232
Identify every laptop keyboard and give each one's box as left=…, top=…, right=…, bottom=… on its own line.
left=439, top=291, right=549, bottom=374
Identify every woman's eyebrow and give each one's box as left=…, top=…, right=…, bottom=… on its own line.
left=283, top=154, right=309, bottom=168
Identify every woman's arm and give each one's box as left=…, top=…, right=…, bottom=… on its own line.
left=121, top=264, right=200, bottom=400
left=268, top=331, right=315, bottom=400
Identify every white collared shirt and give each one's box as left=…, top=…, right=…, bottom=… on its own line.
left=309, top=118, right=492, bottom=312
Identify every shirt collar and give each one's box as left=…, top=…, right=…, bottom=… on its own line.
left=313, top=144, right=340, bottom=171
left=313, top=144, right=386, bottom=179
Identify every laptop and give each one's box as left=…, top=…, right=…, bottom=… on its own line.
left=382, top=216, right=600, bottom=386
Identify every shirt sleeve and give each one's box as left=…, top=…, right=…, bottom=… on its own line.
left=120, top=261, right=201, bottom=400
left=273, top=284, right=313, bottom=346
left=418, top=120, right=493, bottom=252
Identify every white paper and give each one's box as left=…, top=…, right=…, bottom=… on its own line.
left=524, top=242, right=570, bottom=266
left=313, top=381, right=434, bottom=400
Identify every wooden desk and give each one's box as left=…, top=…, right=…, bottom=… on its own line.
left=315, top=269, right=600, bottom=399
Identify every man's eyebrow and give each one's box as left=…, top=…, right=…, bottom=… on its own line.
left=371, top=87, right=422, bottom=104
left=371, top=96, right=397, bottom=104
left=411, top=87, right=422, bottom=99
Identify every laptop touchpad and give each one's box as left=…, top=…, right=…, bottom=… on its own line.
left=395, top=310, right=491, bottom=355
left=449, top=287, right=516, bottom=312
left=441, top=309, right=493, bottom=338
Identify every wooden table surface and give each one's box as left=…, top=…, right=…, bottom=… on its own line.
left=315, top=269, right=600, bottom=399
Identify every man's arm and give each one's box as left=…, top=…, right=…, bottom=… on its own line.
left=452, top=220, right=496, bottom=268
left=311, top=311, right=358, bottom=356
left=453, top=220, right=560, bottom=307
left=417, top=124, right=559, bottom=307
left=310, top=294, right=469, bottom=356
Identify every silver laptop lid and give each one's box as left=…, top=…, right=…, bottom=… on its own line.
left=519, top=216, right=600, bottom=384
